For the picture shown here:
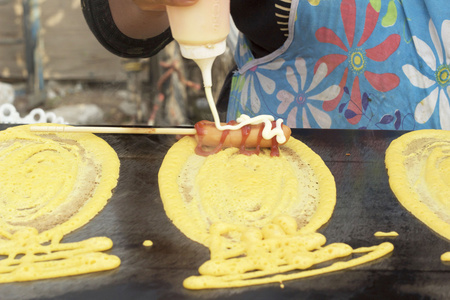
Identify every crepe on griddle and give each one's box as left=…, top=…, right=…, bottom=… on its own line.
left=0, top=124, right=121, bottom=282
left=158, top=135, right=336, bottom=246
left=0, top=124, right=120, bottom=239
left=385, top=129, right=450, bottom=241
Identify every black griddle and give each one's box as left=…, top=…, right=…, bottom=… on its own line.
left=0, top=125, right=449, bottom=300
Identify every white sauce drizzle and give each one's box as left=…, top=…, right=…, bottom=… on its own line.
left=195, top=58, right=287, bottom=144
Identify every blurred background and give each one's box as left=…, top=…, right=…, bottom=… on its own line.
left=0, top=0, right=235, bottom=126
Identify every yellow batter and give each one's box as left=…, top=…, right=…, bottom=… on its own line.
left=143, top=240, right=154, bottom=247
left=0, top=124, right=120, bottom=282
left=385, top=129, right=450, bottom=261
left=183, top=215, right=393, bottom=289
left=441, top=252, right=450, bottom=262
left=159, top=136, right=336, bottom=246
left=159, top=136, right=394, bottom=289
left=374, top=231, right=399, bottom=238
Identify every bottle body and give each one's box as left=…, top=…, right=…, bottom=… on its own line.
left=166, top=0, right=230, bottom=46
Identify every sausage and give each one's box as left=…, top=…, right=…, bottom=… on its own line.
left=194, top=120, right=291, bottom=148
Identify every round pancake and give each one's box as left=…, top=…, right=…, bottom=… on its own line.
left=0, top=124, right=120, bottom=242
left=385, top=129, right=450, bottom=240
left=158, top=136, right=336, bottom=246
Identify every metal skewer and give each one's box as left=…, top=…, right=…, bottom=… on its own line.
left=29, top=125, right=197, bottom=135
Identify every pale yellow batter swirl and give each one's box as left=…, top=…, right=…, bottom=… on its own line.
left=0, top=124, right=121, bottom=282
left=386, top=129, right=450, bottom=262
left=159, top=136, right=336, bottom=246
left=386, top=130, right=450, bottom=240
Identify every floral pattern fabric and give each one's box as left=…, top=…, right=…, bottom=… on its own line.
left=227, top=0, right=450, bottom=130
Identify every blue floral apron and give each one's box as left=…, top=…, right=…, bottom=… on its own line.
left=227, top=0, right=450, bottom=130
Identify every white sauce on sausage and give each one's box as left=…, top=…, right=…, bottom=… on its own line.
left=196, top=58, right=287, bottom=144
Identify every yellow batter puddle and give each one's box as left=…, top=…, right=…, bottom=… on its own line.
left=0, top=228, right=119, bottom=283
left=159, top=136, right=394, bottom=289
left=0, top=124, right=120, bottom=282
left=386, top=130, right=450, bottom=262
left=374, top=231, right=399, bottom=238
left=143, top=240, right=154, bottom=247
left=184, top=216, right=393, bottom=289
left=441, top=252, right=450, bottom=262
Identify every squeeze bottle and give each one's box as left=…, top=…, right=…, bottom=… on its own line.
left=165, top=0, right=286, bottom=143
left=166, top=0, right=230, bottom=87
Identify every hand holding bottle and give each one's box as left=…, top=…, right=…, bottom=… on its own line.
left=108, top=0, right=199, bottom=39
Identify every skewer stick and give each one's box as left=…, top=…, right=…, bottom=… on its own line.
left=29, top=125, right=197, bottom=135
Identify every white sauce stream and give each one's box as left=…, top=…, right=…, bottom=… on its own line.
left=195, top=58, right=287, bottom=144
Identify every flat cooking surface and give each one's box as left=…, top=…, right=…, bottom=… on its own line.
left=0, top=125, right=449, bottom=299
